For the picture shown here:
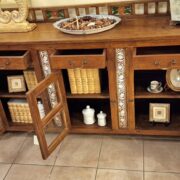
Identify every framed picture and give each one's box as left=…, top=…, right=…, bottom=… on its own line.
left=7, top=75, right=26, bottom=93
left=149, top=103, right=170, bottom=123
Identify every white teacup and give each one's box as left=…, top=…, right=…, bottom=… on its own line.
left=150, top=80, right=162, bottom=91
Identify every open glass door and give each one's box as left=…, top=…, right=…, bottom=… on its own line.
left=26, top=72, right=70, bottom=159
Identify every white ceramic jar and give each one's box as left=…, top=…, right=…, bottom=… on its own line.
left=97, top=111, right=107, bottom=126
left=82, top=105, right=95, bottom=125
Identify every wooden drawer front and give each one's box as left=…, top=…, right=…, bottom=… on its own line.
left=0, top=51, right=30, bottom=70
left=133, top=54, right=180, bottom=70
left=50, top=49, right=106, bottom=69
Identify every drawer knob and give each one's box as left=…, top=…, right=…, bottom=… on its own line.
left=69, top=61, right=74, bottom=67
left=5, top=61, right=10, bottom=66
left=171, top=59, right=176, bottom=65
left=154, top=61, right=160, bottom=65
left=82, top=60, right=87, bottom=65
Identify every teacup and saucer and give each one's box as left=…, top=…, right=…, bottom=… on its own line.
left=147, top=80, right=163, bottom=93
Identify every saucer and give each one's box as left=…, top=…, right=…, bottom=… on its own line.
left=147, top=86, right=163, bottom=93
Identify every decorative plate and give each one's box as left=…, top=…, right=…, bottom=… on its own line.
left=53, top=15, right=121, bottom=35
left=166, top=69, right=180, bottom=91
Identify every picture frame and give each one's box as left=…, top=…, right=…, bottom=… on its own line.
left=149, top=103, right=170, bottom=123
left=7, top=75, right=26, bottom=93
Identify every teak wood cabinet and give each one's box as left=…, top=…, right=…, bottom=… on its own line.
left=0, top=17, right=180, bottom=159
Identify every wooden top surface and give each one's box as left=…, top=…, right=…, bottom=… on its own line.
left=0, top=16, right=180, bottom=46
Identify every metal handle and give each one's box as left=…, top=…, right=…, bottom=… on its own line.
left=5, top=61, right=10, bottom=66
left=82, top=59, right=87, bottom=65
left=154, top=61, right=160, bottom=65
left=81, top=59, right=88, bottom=68
left=171, top=59, right=176, bottom=65
left=69, top=60, right=75, bottom=67
left=0, top=66, right=6, bottom=69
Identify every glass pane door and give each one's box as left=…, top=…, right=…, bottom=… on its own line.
left=27, top=72, right=70, bottom=159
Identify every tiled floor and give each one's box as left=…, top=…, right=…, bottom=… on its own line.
left=0, top=133, right=180, bottom=180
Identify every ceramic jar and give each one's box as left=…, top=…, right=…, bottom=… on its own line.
left=82, top=105, right=95, bottom=125
left=97, top=111, right=107, bottom=126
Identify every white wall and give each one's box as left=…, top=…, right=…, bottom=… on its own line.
left=30, top=0, right=118, bottom=7
left=1, top=0, right=118, bottom=8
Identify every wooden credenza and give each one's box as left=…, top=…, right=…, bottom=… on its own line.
left=0, top=16, right=180, bottom=159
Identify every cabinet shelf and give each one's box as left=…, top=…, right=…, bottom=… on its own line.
left=136, top=114, right=180, bottom=131
left=66, top=91, right=109, bottom=99
left=7, top=122, right=34, bottom=132
left=0, top=91, right=27, bottom=98
left=71, top=114, right=111, bottom=130
left=135, top=89, right=180, bottom=99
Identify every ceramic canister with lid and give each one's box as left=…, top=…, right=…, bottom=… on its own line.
left=82, top=105, right=95, bottom=125
left=97, top=111, right=107, bottom=126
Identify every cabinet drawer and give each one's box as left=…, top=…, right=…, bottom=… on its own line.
left=133, top=54, right=180, bottom=70
left=0, top=51, right=30, bottom=70
left=50, top=49, right=106, bottom=69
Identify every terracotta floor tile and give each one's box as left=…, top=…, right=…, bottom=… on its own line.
left=96, top=169, right=143, bottom=180
left=5, top=164, right=52, bottom=180
left=145, top=172, right=180, bottom=180
left=144, top=140, right=180, bottom=173
left=55, top=135, right=102, bottom=167
left=0, top=163, right=11, bottom=180
left=50, top=166, right=96, bottom=180
left=15, top=134, right=60, bottom=165
left=98, top=136, right=143, bottom=170
left=0, top=133, right=27, bottom=163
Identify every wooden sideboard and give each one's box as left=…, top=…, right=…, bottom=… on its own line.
left=0, top=16, right=180, bottom=159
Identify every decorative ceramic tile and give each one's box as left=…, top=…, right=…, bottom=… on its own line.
left=46, top=10, right=64, bottom=20
left=116, top=49, right=127, bottom=128
left=112, top=7, right=119, bottom=15
left=135, top=4, right=145, bottom=15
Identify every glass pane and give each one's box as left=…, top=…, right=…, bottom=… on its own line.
left=43, top=110, right=66, bottom=147
left=35, top=82, right=62, bottom=127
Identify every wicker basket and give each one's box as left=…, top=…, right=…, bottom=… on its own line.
left=8, top=99, right=33, bottom=124
left=67, top=68, right=101, bottom=94
left=23, top=70, right=38, bottom=90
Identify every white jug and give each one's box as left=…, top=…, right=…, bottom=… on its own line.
left=82, top=105, right=95, bottom=125
left=97, top=111, right=107, bottom=126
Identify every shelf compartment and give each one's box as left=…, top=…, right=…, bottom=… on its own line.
left=50, top=49, right=106, bottom=69
left=67, top=99, right=111, bottom=129
left=135, top=99, right=180, bottom=131
left=0, top=50, right=31, bottom=70
left=135, top=88, right=180, bottom=99
left=0, top=91, right=27, bottom=98
left=67, top=91, right=109, bottom=99
left=63, top=68, right=109, bottom=96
